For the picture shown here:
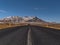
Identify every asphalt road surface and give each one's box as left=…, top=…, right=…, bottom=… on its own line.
left=31, top=26, right=60, bottom=45
left=0, top=26, right=60, bottom=45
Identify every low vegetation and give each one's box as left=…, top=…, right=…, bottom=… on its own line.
left=0, top=22, right=60, bottom=30
left=0, top=23, right=27, bottom=29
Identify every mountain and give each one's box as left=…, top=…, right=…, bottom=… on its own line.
left=0, top=16, right=60, bottom=30
left=0, top=16, right=48, bottom=23
left=27, top=17, right=45, bottom=22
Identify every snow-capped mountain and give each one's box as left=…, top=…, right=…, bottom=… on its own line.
left=23, top=16, right=36, bottom=21
left=0, top=16, right=46, bottom=23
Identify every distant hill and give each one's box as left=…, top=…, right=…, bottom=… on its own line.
left=0, top=16, right=46, bottom=23
left=0, top=16, right=60, bottom=29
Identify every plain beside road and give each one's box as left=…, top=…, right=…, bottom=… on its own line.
left=0, top=26, right=60, bottom=45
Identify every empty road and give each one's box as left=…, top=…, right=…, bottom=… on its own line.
left=0, top=26, right=60, bottom=45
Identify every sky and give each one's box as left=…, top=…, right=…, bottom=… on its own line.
left=0, top=0, right=60, bottom=23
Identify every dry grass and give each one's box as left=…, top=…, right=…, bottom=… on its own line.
left=26, top=22, right=60, bottom=30
left=0, top=23, right=27, bottom=29
left=0, top=22, right=60, bottom=30
left=47, top=24, right=60, bottom=30
left=32, top=23, right=60, bottom=30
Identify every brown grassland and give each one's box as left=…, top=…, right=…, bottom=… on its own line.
left=0, top=23, right=27, bottom=29
left=0, top=22, right=60, bottom=30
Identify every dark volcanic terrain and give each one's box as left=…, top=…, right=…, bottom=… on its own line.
left=0, top=26, right=60, bottom=45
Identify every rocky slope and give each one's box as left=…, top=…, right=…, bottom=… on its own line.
left=0, top=16, right=46, bottom=23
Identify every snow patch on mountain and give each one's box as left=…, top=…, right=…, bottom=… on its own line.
left=0, top=16, right=46, bottom=23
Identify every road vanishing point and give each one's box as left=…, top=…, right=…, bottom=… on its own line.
left=0, top=25, right=60, bottom=45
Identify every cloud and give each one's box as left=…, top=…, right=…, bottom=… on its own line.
left=34, top=8, right=39, bottom=10
left=34, top=8, right=47, bottom=10
left=0, top=10, right=7, bottom=13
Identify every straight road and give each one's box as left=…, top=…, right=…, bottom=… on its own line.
left=31, top=26, right=60, bottom=45
left=0, top=26, right=60, bottom=45
left=0, top=26, right=28, bottom=45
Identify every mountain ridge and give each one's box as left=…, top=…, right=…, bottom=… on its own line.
left=0, top=16, right=46, bottom=23
left=0, top=16, right=60, bottom=29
